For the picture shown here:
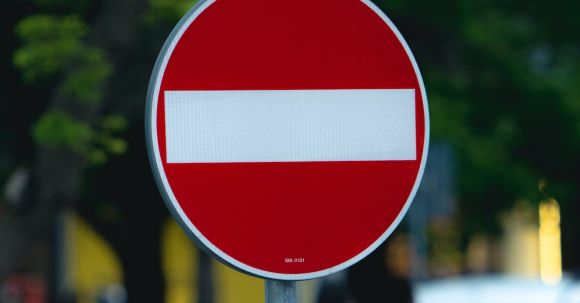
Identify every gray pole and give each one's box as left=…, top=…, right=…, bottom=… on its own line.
left=265, top=280, right=297, bottom=303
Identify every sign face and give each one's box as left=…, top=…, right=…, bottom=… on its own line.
left=146, top=0, right=429, bottom=280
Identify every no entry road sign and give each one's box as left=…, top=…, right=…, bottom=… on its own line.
left=146, top=0, right=429, bottom=280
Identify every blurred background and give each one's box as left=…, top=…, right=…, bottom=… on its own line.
left=0, top=0, right=579, bottom=302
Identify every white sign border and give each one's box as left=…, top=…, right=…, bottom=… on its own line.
left=145, top=0, right=430, bottom=281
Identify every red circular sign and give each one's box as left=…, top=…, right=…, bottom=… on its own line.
left=147, top=0, right=429, bottom=280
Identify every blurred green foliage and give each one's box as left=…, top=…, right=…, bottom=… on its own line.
left=58, top=48, right=112, bottom=104
left=14, top=14, right=112, bottom=104
left=13, top=9, right=119, bottom=163
left=144, top=0, right=198, bottom=24
left=32, top=111, right=128, bottom=164
left=375, top=0, right=580, bottom=235
left=88, top=115, right=129, bottom=166
left=14, top=15, right=87, bottom=81
left=33, top=110, right=93, bottom=152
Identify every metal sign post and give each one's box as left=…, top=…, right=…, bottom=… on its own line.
left=265, top=280, right=296, bottom=303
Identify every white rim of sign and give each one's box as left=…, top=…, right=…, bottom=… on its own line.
left=145, top=0, right=430, bottom=280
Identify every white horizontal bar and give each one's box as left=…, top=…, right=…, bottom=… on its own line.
left=164, top=89, right=416, bottom=163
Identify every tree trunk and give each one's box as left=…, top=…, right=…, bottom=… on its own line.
left=117, top=233, right=166, bottom=303
left=198, top=249, right=215, bottom=303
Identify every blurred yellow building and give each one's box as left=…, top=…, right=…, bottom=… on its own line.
left=64, top=214, right=265, bottom=303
